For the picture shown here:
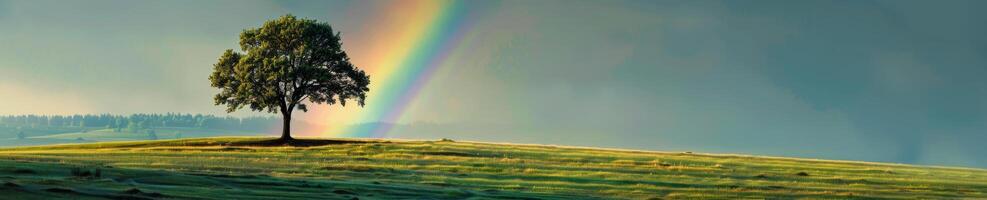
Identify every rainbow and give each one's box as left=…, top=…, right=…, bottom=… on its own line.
left=305, top=0, right=476, bottom=138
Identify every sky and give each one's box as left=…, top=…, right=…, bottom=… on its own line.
left=1, top=0, right=986, bottom=168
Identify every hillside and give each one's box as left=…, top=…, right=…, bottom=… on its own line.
left=0, top=137, right=984, bottom=199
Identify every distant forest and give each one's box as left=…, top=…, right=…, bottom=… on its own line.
left=0, top=114, right=279, bottom=132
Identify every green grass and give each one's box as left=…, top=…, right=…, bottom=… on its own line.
left=0, top=137, right=984, bottom=199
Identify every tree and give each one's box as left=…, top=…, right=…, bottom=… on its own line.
left=16, top=130, right=25, bottom=140
left=209, top=15, right=370, bottom=140
left=126, top=119, right=140, bottom=131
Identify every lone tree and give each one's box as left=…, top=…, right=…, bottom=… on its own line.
left=210, top=15, right=370, bottom=140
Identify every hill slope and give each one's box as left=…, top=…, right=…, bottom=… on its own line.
left=0, top=137, right=984, bottom=199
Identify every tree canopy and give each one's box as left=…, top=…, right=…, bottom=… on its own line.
left=209, top=15, right=370, bottom=140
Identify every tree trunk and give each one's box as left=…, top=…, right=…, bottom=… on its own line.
left=280, top=113, right=293, bottom=140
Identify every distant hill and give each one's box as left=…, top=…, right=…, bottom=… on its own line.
left=0, top=137, right=983, bottom=199
left=0, top=114, right=277, bottom=147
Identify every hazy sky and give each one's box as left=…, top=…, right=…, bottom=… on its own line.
left=2, top=0, right=986, bottom=168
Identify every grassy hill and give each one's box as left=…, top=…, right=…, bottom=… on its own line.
left=0, top=137, right=984, bottom=199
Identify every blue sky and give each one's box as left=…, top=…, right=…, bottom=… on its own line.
left=1, top=0, right=986, bottom=167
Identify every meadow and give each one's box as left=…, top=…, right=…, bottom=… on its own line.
left=0, top=137, right=984, bottom=199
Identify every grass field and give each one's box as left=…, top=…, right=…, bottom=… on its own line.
left=0, top=137, right=984, bottom=199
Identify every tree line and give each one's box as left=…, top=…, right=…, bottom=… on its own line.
left=0, top=114, right=279, bottom=131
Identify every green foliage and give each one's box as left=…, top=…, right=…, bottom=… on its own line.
left=126, top=119, right=140, bottom=132
left=210, top=15, right=370, bottom=139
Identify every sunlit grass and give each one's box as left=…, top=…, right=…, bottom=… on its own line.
left=0, top=137, right=984, bottom=199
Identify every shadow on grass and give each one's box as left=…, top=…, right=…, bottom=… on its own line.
left=227, top=138, right=373, bottom=147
